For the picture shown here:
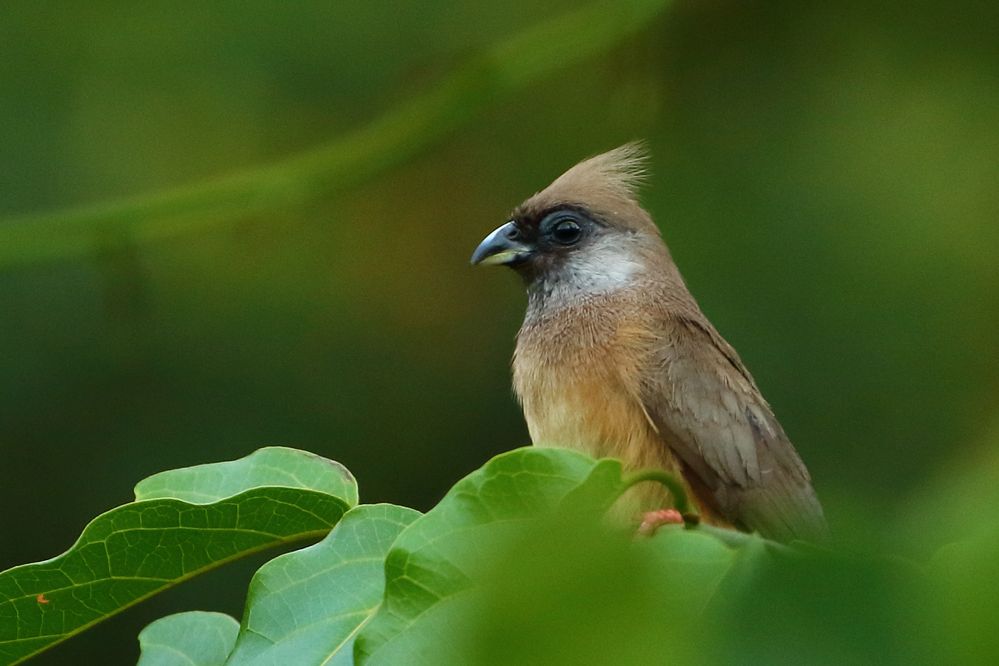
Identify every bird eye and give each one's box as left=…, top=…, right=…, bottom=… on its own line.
left=550, top=218, right=582, bottom=245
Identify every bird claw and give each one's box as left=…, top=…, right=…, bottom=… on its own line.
left=638, top=508, right=685, bottom=536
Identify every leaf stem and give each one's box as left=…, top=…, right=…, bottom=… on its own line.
left=620, top=468, right=692, bottom=516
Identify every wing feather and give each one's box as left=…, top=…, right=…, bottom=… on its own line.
left=642, top=316, right=828, bottom=542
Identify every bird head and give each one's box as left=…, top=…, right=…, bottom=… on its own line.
left=471, top=143, right=669, bottom=299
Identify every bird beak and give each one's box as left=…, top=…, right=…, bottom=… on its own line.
left=470, top=221, right=532, bottom=267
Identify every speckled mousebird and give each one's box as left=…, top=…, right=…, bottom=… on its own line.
left=471, top=143, right=827, bottom=543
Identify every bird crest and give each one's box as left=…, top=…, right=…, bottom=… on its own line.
left=513, top=142, right=655, bottom=233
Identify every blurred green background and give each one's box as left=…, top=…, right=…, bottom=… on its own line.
left=2, top=0, right=997, bottom=662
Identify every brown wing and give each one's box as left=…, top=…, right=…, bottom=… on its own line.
left=641, top=316, right=828, bottom=543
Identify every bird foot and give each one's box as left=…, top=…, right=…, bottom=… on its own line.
left=638, top=509, right=684, bottom=536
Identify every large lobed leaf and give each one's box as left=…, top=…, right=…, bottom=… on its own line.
left=0, top=447, right=357, bottom=665
left=353, top=446, right=751, bottom=665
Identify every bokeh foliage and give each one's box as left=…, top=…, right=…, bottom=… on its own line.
left=8, top=445, right=995, bottom=664
left=1, top=0, right=997, bottom=662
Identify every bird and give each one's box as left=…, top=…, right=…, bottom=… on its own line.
left=470, top=143, right=827, bottom=543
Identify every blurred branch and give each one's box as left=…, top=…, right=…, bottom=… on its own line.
left=0, top=0, right=670, bottom=269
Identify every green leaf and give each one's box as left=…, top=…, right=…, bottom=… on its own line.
left=700, top=547, right=927, bottom=666
left=925, top=533, right=999, bottom=663
left=354, top=446, right=725, bottom=665
left=135, top=447, right=357, bottom=505
left=635, top=527, right=755, bottom=611
left=137, top=611, right=240, bottom=666
left=454, top=523, right=753, bottom=666
left=0, top=447, right=357, bottom=665
left=353, top=447, right=614, bottom=664
left=224, top=503, right=420, bottom=666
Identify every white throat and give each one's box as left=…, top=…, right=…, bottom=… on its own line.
left=527, top=236, right=645, bottom=309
